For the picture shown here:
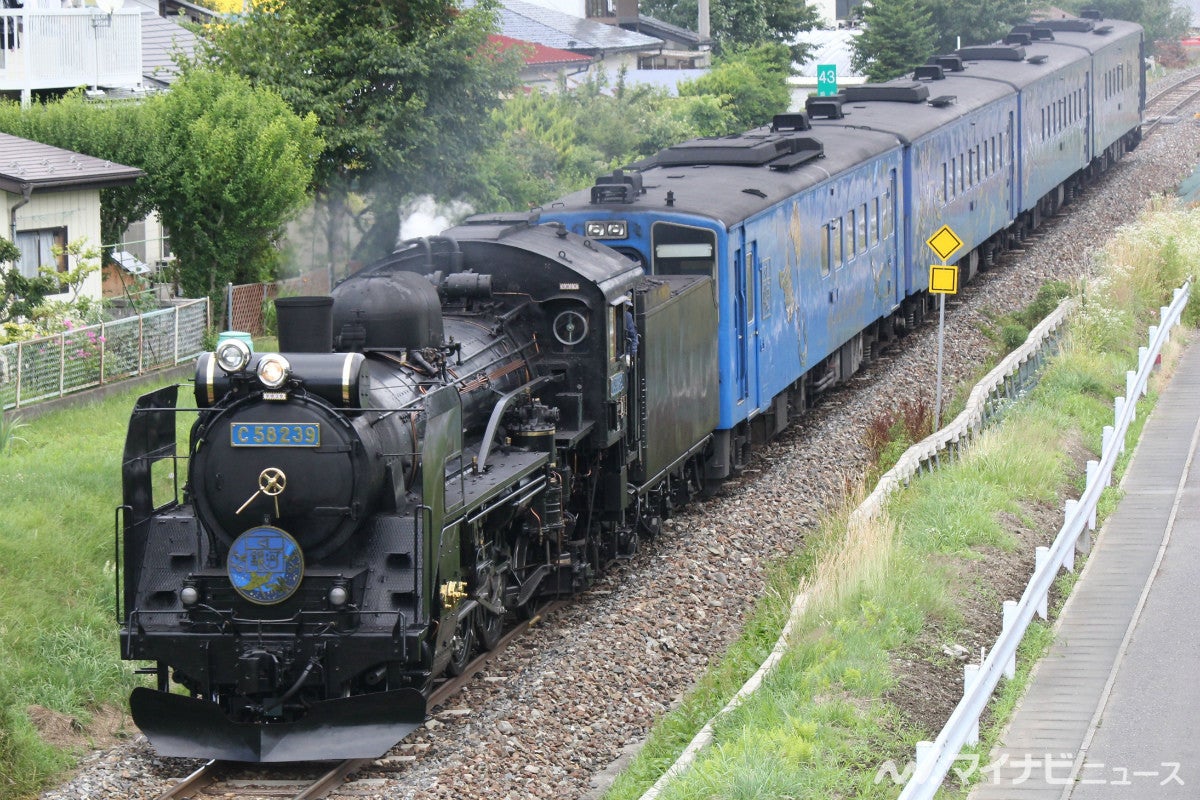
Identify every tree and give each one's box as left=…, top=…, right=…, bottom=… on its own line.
left=677, top=43, right=793, bottom=134
left=640, top=0, right=820, bottom=62
left=923, top=0, right=1028, bottom=53
left=198, top=0, right=522, bottom=269
left=141, top=68, right=321, bottom=299
left=851, top=0, right=936, bottom=82
left=1066, top=0, right=1190, bottom=52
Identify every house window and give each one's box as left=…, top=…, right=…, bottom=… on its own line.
left=15, top=227, right=68, bottom=280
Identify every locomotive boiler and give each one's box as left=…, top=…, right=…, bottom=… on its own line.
left=118, top=217, right=719, bottom=761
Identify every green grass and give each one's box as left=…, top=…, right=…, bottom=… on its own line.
left=0, top=379, right=189, bottom=798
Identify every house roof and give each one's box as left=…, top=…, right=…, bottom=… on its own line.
left=127, top=0, right=201, bottom=86
left=140, top=9, right=200, bottom=86
left=467, top=0, right=663, bottom=55
left=0, top=133, right=144, bottom=196
left=632, top=15, right=709, bottom=48
left=490, top=34, right=593, bottom=67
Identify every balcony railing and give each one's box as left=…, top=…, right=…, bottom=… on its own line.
left=1, top=7, right=142, bottom=102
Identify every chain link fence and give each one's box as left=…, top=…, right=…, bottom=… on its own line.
left=0, top=299, right=210, bottom=411
left=227, top=268, right=332, bottom=335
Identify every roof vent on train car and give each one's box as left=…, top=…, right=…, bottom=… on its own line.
left=590, top=169, right=645, bottom=205
left=1004, top=32, right=1033, bottom=46
left=638, top=131, right=824, bottom=169
left=914, top=64, right=945, bottom=81
left=929, top=95, right=956, bottom=108
left=841, top=83, right=930, bottom=103
left=956, top=45, right=1026, bottom=62
left=1010, top=24, right=1055, bottom=41
left=929, top=54, right=965, bottom=72
left=1038, top=18, right=1096, bottom=32
left=771, top=112, right=811, bottom=131
left=805, top=94, right=844, bottom=118
left=767, top=137, right=824, bottom=171
left=1027, top=54, right=1049, bottom=65
left=1092, top=24, right=1114, bottom=34
left=1081, top=9, right=1103, bottom=20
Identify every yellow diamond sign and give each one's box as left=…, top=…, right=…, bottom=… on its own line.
left=929, top=264, right=959, bottom=295
left=926, top=225, right=964, bottom=262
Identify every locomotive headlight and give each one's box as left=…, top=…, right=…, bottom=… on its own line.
left=215, top=339, right=251, bottom=373
left=256, top=354, right=292, bottom=389
left=180, top=584, right=199, bottom=607
left=585, top=220, right=627, bottom=239
left=328, top=584, right=348, bottom=608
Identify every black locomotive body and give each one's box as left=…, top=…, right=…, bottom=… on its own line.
left=119, top=217, right=719, bottom=761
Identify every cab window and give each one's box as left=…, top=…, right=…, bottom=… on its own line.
left=651, top=223, right=717, bottom=278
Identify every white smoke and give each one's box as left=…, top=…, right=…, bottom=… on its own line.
left=398, top=196, right=475, bottom=240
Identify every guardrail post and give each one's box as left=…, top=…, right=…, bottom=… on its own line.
left=963, top=663, right=981, bottom=745
left=1034, top=547, right=1051, bottom=618
left=1125, top=370, right=1137, bottom=413
left=1100, top=426, right=1115, bottom=484
left=1002, top=600, right=1018, bottom=679
left=1063, top=499, right=1079, bottom=571
left=1114, top=397, right=1126, bottom=449
left=915, top=740, right=936, bottom=783
left=1085, top=460, right=1099, bottom=534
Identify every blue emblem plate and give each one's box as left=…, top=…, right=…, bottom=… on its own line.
left=227, top=526, right=304, bottom=604
left=230, top=422, right=320, bottom=447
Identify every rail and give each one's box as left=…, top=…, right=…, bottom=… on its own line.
left=0, top=299, right=209, bottom=412
left=896, top=280, right=1191, bottom=799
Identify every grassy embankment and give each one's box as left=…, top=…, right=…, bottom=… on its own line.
left=602, top=196, right=1200, bottom=800
left=0, top=379, right=184, bottom=798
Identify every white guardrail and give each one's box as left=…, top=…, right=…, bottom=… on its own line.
left=638, top=281, right=1191, bottom=800
left=897, top=280, right=1191, bottom=799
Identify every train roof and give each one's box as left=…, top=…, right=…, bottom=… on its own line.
left=949, top=18, right=1142, bottom=87
left=549, top=124, right=902, bottom=228
left=808, top=75, right=1016, bottom=145
left=440, top=215, right=643, bottom=303
left=804, top=16, right=1141, bottom=146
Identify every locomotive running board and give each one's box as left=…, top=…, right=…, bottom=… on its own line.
left=130, top=686, right=427, bottom=762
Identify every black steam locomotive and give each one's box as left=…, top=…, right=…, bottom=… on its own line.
left=119, top=217, right=719, bottom=761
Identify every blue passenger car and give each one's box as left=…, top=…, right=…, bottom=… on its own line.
left=541, top=13, right=1143, bottom=482
left=543, top=119, right=904, bottom=477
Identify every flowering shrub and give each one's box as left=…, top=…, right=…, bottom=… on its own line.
left=1, top=239, right=101, bottom=344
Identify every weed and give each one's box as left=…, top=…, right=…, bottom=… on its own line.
left=0, top=413, right=27, bottom=454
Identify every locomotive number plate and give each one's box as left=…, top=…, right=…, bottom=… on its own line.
left=230, top=422, right=320, bottom=447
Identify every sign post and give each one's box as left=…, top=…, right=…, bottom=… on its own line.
left=925, top=225, right=963, bottom=429
left=817, top=64, right=838, bottom=97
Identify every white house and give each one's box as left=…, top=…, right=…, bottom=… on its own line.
left=1, top=132, right=143, bottom=303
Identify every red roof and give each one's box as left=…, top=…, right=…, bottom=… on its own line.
left=489, top=34, right=592, bottom=67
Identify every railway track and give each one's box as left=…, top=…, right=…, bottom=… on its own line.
left=1144, top=68, right=1200, bottom=136
left=150, top=601, right=566, bottom=800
